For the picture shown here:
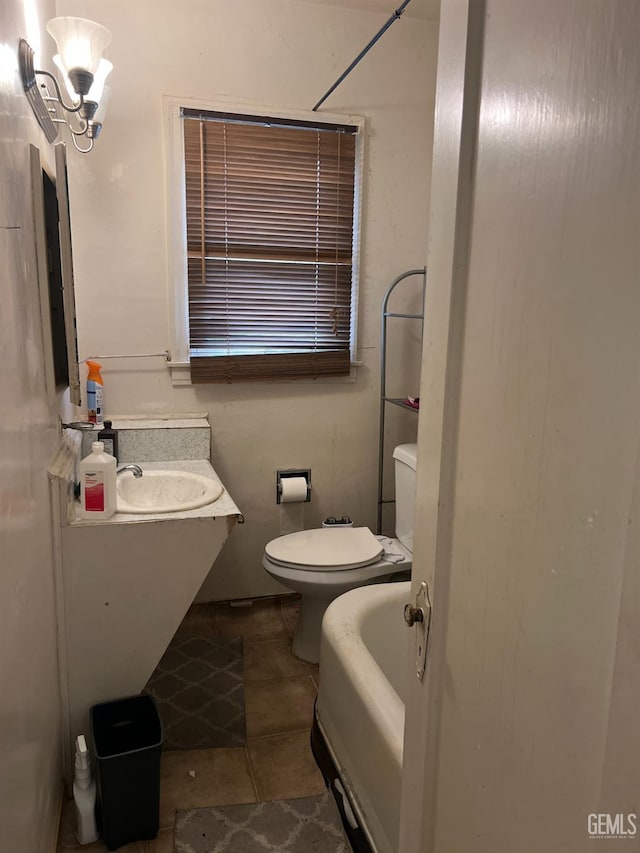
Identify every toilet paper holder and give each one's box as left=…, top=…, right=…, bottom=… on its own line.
left=276, top=469, right=312, bottom=504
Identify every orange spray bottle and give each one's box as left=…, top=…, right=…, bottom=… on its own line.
left=86, top=361, right=104, bottom=425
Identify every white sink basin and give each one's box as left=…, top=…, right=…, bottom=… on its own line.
left=116, top=469, right=224, bottom=514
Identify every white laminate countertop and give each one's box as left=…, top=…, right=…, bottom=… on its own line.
left=70, top=460, right=241, bottom=526
left=82, top=417, right=210, bottom=431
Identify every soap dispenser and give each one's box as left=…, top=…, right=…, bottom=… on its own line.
left=73, top=734, right=98, bottom=845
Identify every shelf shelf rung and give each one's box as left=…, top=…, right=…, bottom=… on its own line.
left=383, top=397, right=420, bottom=412
left=383, top=312, right=424, bottom=319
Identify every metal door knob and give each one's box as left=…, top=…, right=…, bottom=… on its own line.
left=404, top=603, right=424, bottom=627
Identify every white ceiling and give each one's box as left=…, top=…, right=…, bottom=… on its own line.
left=290, top=0, right=440, bottom=22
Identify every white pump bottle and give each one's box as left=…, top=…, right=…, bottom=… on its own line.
left=73, top=734, right=99, bottom=845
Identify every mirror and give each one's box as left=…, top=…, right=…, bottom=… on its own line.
left=30, top=143, right=81, bottom=405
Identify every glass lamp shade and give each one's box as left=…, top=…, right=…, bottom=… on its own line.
left=54, top=55, right=112, bottom=103
left=46, top=17, right=111, bottom=78
left=93, top=85, right=111, bottom=124
left=88, top=59, right=113, bottom=103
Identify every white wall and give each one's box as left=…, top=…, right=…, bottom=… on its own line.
left=0, top=1, right=65, bottom=849
left=57, top=0, right=438, bottom=599
left=407, top=1, right=640, bottom=850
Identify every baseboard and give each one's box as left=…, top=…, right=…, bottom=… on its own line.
left=53, top=782, right=65, bottom=852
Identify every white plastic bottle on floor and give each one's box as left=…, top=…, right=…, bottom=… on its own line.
left=79, top=441, right=117, bottom=519
left=73, top=735, right=98, bottom=845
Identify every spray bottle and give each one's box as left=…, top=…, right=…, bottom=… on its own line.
left=73, top=734, right=99, bottom=845
left=86, top=361, right=104, bottom=426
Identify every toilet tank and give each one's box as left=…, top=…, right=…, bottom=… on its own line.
left=392, top=443, right=417, bottom=553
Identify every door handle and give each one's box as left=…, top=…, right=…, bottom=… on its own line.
left=404, top=603, right=424, bottom=626
left=404, top=581, right=431, bottom=680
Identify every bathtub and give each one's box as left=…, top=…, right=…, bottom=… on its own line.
left=315, top=580, right=411, bottom=853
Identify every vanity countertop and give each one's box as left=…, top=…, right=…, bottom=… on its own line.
left=69, top=459, right=241, bottom=526
left=81, top=416, right=210, bottom=431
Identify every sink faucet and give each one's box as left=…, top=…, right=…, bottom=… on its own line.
left=117, top=464, right=143, bottom=479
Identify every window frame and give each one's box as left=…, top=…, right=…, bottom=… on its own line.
left=163, top=96, right=365, bottom=386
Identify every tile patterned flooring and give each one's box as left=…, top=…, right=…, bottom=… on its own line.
left=57, top=594, right=326, bottom=852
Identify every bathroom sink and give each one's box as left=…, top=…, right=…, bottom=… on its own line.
left=116, top=469, right=224, bottom=514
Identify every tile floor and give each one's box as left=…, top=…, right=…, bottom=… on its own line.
left=57, top=594, right=326, bottom=852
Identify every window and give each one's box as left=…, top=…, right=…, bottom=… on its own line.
left=179, top=108, right=360, bottom=383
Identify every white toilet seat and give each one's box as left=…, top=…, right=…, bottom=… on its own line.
left=262, top=529, right=412, bottom=663
left=263, top=552, right=410, bottom=590
left=263, top=531, right=411, bottom=590
left=264, top=527, right=384, bottom=572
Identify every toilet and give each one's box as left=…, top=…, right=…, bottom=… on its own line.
left=263, top=443, right=417, bottom=663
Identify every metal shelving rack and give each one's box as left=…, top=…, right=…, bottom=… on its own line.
left=377, top=267, right=427, bottom=534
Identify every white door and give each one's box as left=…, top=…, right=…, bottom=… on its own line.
left=400, top=2, right=640, bottom=851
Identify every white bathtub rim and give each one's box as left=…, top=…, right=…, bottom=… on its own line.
left=320, top=583, right=409, bottom=765
left=320, top=624, right=405, bottom=767
left=318, top=582, right=410, bottom=853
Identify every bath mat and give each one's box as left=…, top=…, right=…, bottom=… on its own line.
left=144, top=635, right=246, bottom=750
left=174, top=792, right=349, bottom=853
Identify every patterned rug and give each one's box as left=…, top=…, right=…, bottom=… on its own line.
left=174, top=792, right=349, bottom=852
left=144, top=635, right=246, bottom=750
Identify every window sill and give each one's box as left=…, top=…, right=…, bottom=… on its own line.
left=166, top=359, right=360, bottom=387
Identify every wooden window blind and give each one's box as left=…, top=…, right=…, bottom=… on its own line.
left=182, top=109, right=358, bottom=382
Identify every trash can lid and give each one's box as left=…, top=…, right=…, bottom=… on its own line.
left=90, top=694, right=162, bottom=759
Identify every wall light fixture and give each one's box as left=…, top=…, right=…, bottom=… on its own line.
left=19, top=16, right=112, bottom=153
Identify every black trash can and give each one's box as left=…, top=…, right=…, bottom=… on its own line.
left=90, top=694, right=163, bottom=851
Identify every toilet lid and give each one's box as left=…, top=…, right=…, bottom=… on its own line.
left=265, top=527, right=384, bottom=572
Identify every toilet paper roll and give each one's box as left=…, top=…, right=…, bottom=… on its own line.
left=280, top=476, right=308, bottom=503
left=278, top=476, right=307, bottom=535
